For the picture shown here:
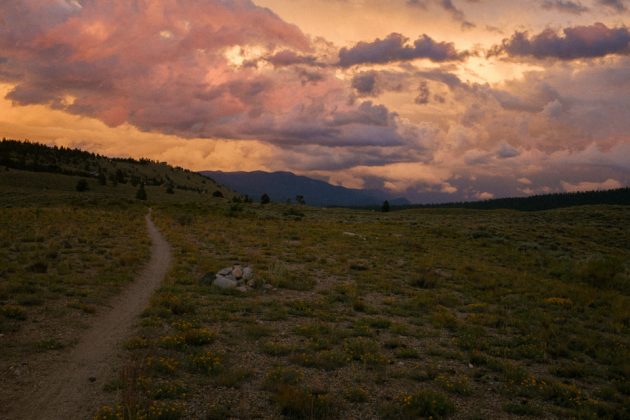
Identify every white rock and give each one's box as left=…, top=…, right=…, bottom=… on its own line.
left=242, top=266, right=253, bottom=281
left=232, top=266, right=243, bottom=280
left=213, top=275, right=238, bottom=289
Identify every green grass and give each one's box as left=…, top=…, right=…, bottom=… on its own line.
left=1, top=164, right=629, bottom=419
left=109, top=201, right=629, bottom=418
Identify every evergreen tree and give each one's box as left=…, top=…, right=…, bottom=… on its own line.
left=261, top=193, right=271, bottom=204
left=382, top=200, right=390, bottom=212
left=136, top=183, right=147, bottom=200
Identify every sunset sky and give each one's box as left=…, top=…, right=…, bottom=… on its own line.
left=1, top=0, right=629, bottom=202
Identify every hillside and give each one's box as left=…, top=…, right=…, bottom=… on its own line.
left=201, top=170, right=410, bottom=207
left=0, top=139, right=232, bottom=202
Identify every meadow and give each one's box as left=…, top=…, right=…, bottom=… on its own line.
left=1, top=163, right=628, bottom=419
left=101, top=202, right=629, bottom=419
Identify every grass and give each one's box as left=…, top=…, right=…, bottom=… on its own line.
left=0, top=204, right=150, bottom=385
left=110, top=201, right=629, bottom=418
left=1, top=164, right=629, bottom=418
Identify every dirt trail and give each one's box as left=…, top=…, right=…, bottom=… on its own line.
left=8, top=210, right=171, bottom=420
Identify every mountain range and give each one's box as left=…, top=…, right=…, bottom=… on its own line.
left=200, top=171, right=410, bottom=207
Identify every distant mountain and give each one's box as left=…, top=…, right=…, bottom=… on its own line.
left=200, top=171, right=410, bottom=207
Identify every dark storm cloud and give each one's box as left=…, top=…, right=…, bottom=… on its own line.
left=338, top=33, right=466, bottom=67
left=491, top=23, right=630, bottom=60
left=351, top=72, right=379, bottom=95
left=265, top=50, right=319, bottom=67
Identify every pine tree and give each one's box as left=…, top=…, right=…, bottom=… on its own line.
left=136, top=183, right=147, bottom=200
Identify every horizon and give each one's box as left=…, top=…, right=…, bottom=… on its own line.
left=4, top=137, right=628, bottom=206
left=1, top=1, right=629, bottom=202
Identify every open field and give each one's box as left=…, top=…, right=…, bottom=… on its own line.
left=1, top=165, right=629, bottom=419
left=98, top=202, right=629, bottom=419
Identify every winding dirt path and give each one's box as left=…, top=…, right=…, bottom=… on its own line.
left=8, top=210, right=171, bottom=420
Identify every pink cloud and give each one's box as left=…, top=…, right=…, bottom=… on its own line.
left=0, top=0, right=414, bottom=149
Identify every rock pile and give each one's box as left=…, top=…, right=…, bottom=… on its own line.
left=202, top=264, right=255, bottom=292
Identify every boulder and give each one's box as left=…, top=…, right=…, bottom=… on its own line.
left=213, top=274, right=238, bottom=289
left=242, top=266, right=253, bottom=281
left=232, top=265, right=243, bottom=280
left=218, top=267, right=232, bottom=276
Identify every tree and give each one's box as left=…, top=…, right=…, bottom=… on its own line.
left=97, top=171, right=106, bottom=186
left=212, top=190, right=224, bottom=198
left=261, top=193, right=271, bottom=204
left=381, top=200, right=390, bottom=212
left=76, top=179, right=89, bottom=192
left=296, top=195, right=306, bottom=205
left=136, top=183, right=147, bottom=200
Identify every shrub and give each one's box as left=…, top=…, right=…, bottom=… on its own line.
left=212, top=190, right=224, bottom=198
left=76, top=179, right=89, bottom=192
left=274, top=386, right=340, bottom=420
left=1, top=305, right=27, bottom=320
left=261, top=193, right=271, bottom=204
left=136, top=183, right=147, bottom=200
left=382, top=389, right=455, bottom=419
left=576, top=256, right=627, bottom=290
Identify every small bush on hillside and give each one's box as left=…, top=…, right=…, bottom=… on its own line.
left=136, top=183, right=147, bottom=201
left=76, top=179, right=89, bottom=192
left=577, top=256, right=627, bottom=291
left=381, top=389, right=455, bottom=419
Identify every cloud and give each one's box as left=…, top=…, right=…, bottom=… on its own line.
left=415, top=81, right=431, bottom=104
left=0, top=0, right=421, bottom=150
left=497, top=144, right=520, bottom=159
left=491, top=23, right=630, bottom=60
left=541, top=0, right=589, bottom=14
left=265, top=50, right=319, bottom=67
left=338, top=33, right=466, bottom=67
left=561, top=178, right=623, bottom=192
left=351, top=72, right=379, bottom=96
left=407, top=0, right=476, bottom=29
left=597, top=0, right=627, bottom=12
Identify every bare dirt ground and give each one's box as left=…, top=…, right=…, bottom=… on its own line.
left=4, top=211, right=171, bottom=420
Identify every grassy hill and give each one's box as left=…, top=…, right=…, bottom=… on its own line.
left=0, top=139, right=232, bottom=205
left=1, top=139, right=629, bottom=419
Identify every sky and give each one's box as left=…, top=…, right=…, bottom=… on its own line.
left=1, top=0, right=629, bottom=202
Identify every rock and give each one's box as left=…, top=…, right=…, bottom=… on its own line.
left=236, top=286, right=249, bottom=293
left=246, top=279, right=256, bottom=288
left=242, top=266, right=253, bottom=281
left=218, top=267, right=232, bottom=276
left=433, top=268, right=453, bottom=279
left=263, top=284, right=273, bottom=290
left=213, top=275, right=238, bottom=289
left=200, top=272, right=215, bottom=284
left=232, top=265, right=243, bottom=280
